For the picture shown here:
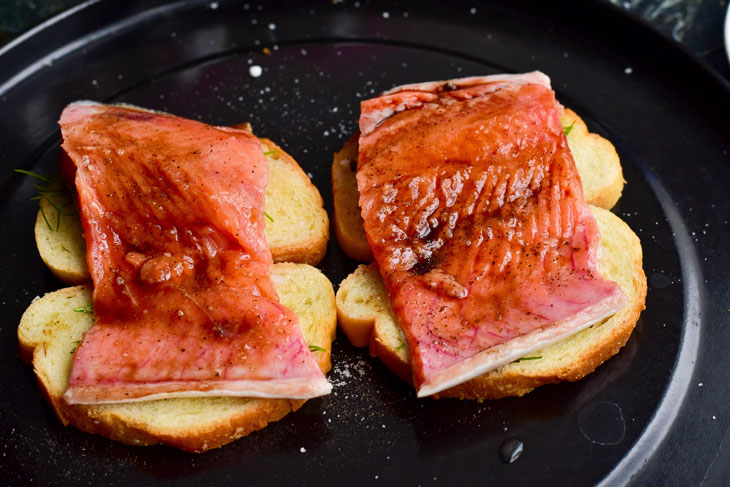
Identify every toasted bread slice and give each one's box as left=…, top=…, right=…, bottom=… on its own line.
left=336, top=206, right=646, bottom=400
left=19, top=263, right=336, bottom=452
left=35, top=195, right=88, bottom=285
left=261, top=138, right=329, bottom=265
left=35, top=137, right=329, bottom=284
left=332, top=109, right=624, bottom=262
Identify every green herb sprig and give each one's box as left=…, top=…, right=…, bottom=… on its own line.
left=264, top=211, right=274, bottom=223
left=514, top=355, right=542, bottom=363
left=69, top=340, right=81, bottom=355
left=309, top=344, right=327, bottom=353
left=563, top=121, right=576, bottom=136
left=15, top=169, right=74, bottom=231
left=263, top=150, right=279, bottom=157
left=74, top=303, right=94, bottom=314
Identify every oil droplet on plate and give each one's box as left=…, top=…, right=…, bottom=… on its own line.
left=579, top=401, right=625, bottom=445
left=499, top=438, right=523, bottom=464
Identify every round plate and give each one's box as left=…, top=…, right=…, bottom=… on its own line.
left=1, top=1, right=729, bottom=485
left=725, top=3, right=730, bottom=65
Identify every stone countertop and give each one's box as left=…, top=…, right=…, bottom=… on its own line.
left=2, top=0, right=729, bottom=80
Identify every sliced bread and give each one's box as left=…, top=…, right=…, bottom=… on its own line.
left=335, top=206, right=646, bottom=400
left=19, top=263, right=336, bottom=452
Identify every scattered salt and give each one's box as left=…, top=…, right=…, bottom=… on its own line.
left=382, top=11, right=390, bottom=18
left=624, top=67, right=633, bottom=74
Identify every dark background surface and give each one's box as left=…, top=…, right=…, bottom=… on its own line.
left=0, top=1, right=729, bottom=486
left=3, top=0, right=730, bottom=80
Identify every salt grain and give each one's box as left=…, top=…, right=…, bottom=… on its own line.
left=249, top=65, right=263, bottom=78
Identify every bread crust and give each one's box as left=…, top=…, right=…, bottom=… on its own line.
left=20, top=264, right=337, bottom=452
left=35, top=137, right=329, bottom=285
left=335, top=205, right=646, bottom=400
left=331, top=109, right=624, bottom=262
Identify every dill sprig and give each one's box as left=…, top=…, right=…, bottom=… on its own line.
left=73, top=303, right=94, bottom=314
left=15, top=169, right=74, bottom=231
left=69, top=340, right=81, bottom=355
left=263, top=150, right=278, bottom=157
left=563, top=121, right=576, bottom=136
left=309, top=344, right=327, bottom=353
left=514, top=355, right=542, bottom=363
left=264, top=211, right=274, bottom=223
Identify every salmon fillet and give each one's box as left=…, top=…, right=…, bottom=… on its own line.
left=60, top=102, right=330, bottom=404
left=357, top=73, right=627, bottom=397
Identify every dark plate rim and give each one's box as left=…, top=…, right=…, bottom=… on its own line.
left=1, top=1, right=728, bottom=485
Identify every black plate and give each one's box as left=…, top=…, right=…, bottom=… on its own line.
left=1, top=1, right=729, bottom=485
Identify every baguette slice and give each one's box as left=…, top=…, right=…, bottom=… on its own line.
left=336, top=206, right=646, bottom=400
left=332, top=109, right=624, bottom=262
left=35, top=137, right=329, bottom=284
left=19, top=263, right=336, bottom=452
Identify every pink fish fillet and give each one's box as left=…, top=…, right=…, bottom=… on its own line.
left=356, top=72, right=627, bottom=397
left=60, top=102, right=330, bottom=404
